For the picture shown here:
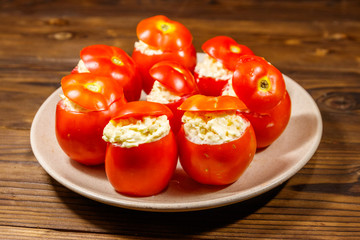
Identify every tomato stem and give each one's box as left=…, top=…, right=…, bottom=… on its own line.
left=84, top=82, right=102, bottom=93
left=230, top=45, right=241, bottom=53
left=258, top=76, right=271, bottom=92
left=156, top=20, right=175, bottom=34
left=111, top=56, right=124, bottom=66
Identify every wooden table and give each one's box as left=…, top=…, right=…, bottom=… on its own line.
left=1, top=1, right=359, bottom=239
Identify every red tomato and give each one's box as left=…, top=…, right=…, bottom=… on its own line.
left=177, top=117, right=256, bottom=185
left=105, top=132, right=178, bottom=197
left=232, top=56, right=286, bottom=113
left=56, top=73, right=126, bottom=165
left=243, top=91, right=291, bottom=149
left=56, top=100, right=124, bottom=165
left=73, top=44, right=142, bottom=102
left=148, top=61, right=198, bottom=133
left=132, top=15, right=196, bottom=94
left=195, top=36, right=254, bottom=96
left=202, top=36, right=254, bottom=71
left=177, top=95, right=256, bottom=185
left=104, top=101, right=177, bottom=196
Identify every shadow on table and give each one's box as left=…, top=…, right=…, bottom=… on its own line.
left=51, top=176, right=285, bottom=238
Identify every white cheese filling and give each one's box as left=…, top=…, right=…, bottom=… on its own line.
left=147, top=81, right=182, bottom=104
left=134, top=40, right=163, bottom=55
left=182, top=111, right=249, bottom=145
left=195, top=54, right=233, bottom=81
left=59, top=94, right=89, bottom=112
left=76, top=59, right=90, bottom=73
left=221, top=79, right=237, bottom=97
left=102, top=115, right=171, bottom=148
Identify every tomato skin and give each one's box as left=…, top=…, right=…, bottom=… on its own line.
left=177, top=120, right=256, bottom=185
left=112, top=101, right=173, bottom=121
left=149, top=61, right=198, bottom=95
left=178, top=94, right=247, bottom=112
left=55, top=99, right=125, bottom=165
left=105, top=131, right=178, bottom=197
left=132, top=45, right=196, bottom=94
left=243, top=91, right=291, bottom=149
left=76, top=44, right=142, bottom=102
left=232, top=56, right=286, bottom=113
left=61, top=73, right=125, bottom=111
left=194, top=71, right=230, bottom=96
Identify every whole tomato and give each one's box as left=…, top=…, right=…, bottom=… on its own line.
left=243, top=91, right=291, bottom=149
left=147, top=61, right=198, bottom=133
left=104, top=101, right=178, bottom=197
left=195, top=36, right=254, bottom=96
left=132, top=15, right=196, bottom=94
left=177, top=95, right=256, bottom=185
left=72, top=44, right=142, bottom=102
left=232, top=55, right=286, bottom=113
left=55, top=73, right=126, bottom=165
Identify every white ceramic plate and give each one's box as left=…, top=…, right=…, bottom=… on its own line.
left=30, top=60, right=322, bottom=212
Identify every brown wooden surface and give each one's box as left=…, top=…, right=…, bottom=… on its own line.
left=1, top=0, right=360, bottom=239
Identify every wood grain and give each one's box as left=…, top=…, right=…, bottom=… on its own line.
left=1, top=0, right=360, bottom=239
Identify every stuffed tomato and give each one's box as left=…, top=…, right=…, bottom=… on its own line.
left=195, top=36, right=254, bottom=96
left=243, top=91, right=291, bottom=148
left=232, top=55, right=286, bottom=113
left=55, top=73, right=126, bottom=165
left=132, top=15, right=196, bottom=94
left=72, top=44, right=142, bottom=102
left=146, top=61, right=198, bottom=133
left=102, top=101, right=178, bottom=197
left=177, top=95, right=256, bottom=185
left=222, top=55, right=291, bottom=149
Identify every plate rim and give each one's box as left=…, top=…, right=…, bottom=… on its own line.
left=30, top=74, right=323, bottom=212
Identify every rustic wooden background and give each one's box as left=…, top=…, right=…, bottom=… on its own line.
left=1, top=0, right=359, bottom=239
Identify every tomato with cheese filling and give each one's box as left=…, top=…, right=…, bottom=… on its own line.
left=72, top=44, right=142, bottom=102
left=177, top=95, right=256, bottom=185
left=132, top=15, right=196, bottom=94
left=55, top=73, right=126, bottom=165
left=223, top=56, right=291, bottom=149
left=147, top=61, right=198, bottom=133
left=103, top=101, right=178, bottom=197
left=195, top=36, right=254, bottom=96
